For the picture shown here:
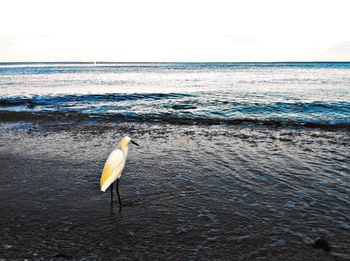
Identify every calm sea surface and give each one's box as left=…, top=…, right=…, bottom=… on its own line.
left=0, top=62, right=349, bottom=127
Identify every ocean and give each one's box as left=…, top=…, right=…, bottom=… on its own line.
left=1, top=62, right=350, bottom=128
left=0, top=62, right=349, bottom=259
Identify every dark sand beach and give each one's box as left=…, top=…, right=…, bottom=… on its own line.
left=0, top=118, right=349, bottom=260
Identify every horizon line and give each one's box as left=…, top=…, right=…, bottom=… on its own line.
left=1, top=60, right=350, bottom=64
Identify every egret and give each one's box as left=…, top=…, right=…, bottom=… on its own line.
left=100, top=136, right=139, bottom=208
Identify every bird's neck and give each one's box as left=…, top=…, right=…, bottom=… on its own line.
left=119, top=146, right=129, bottom=157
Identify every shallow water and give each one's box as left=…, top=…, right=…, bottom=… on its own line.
left=0, top=122, right=349, bottom=259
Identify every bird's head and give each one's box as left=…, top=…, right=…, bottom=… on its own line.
left=118, top=136, right=139, bottom=149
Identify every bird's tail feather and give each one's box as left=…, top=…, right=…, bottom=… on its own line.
left=100, top=179, right=112, bottom=192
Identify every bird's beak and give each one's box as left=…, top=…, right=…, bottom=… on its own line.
left=130, top=140, right=140, bottom=146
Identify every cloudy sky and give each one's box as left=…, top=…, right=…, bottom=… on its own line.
left=1, top=0, right=350, bottom=62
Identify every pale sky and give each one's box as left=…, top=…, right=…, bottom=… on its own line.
left=1, top=0, right=350, bottom=62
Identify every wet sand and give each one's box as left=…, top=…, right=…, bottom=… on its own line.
left=0, top=120, right=349, bottom=260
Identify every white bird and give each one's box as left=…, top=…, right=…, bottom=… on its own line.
left=100, top=136, right=139, bottom=208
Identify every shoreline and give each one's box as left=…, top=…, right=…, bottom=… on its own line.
left=1, top=120, right=349, bottom=259
left=1, top=111, right=350, bottom=131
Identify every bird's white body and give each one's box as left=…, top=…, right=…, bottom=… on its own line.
left=100, top=137, right=131, bottom=192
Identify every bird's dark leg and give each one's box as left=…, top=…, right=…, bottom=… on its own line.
left=110, top=182, right=114, bottom=204
left=116, top=179, right=122, bottom=209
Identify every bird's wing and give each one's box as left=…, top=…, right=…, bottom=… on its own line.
left=100, top=148, right=125, bottom=192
